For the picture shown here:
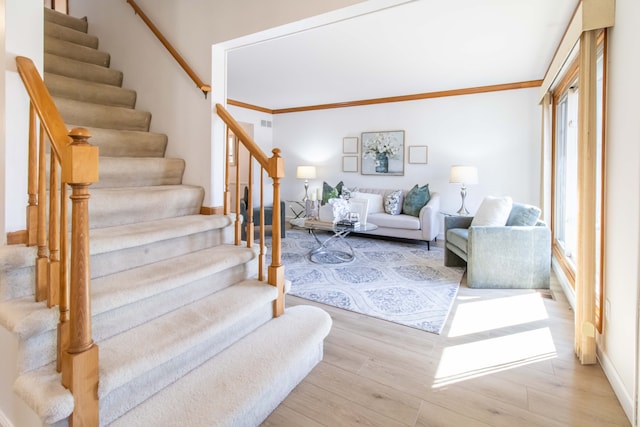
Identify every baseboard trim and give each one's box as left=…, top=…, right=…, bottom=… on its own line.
left=200, top=206, right=223, bottom=215
left=597, top=347, right=635, bottom=425
left=6, top=230, right=27, bottom=245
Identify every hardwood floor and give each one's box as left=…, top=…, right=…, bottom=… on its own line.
left=262, top=270, right=630, bottom=426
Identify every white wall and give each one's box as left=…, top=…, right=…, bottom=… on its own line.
left=272, top=88, right=542, bottom=218
left=598, top=0, right=640, bottom=422
left=1, top=1, right=44, bottom=426
left=2, top=0, right=42, bottom=236
left=68, top=0, right=368, bottom=208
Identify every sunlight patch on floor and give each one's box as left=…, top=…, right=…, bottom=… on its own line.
left=433, top=327, right=557, bottom=388
left=448, top=293, right=549, bottom=337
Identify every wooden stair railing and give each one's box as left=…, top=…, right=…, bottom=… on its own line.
left=216, top=104, right=286, bottom=317
left=16, top=56, right=100, bottom=426
left=125, top=0, right=212, bottom=98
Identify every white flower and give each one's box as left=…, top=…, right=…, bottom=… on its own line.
left=362, top=133, right=400, bottom=159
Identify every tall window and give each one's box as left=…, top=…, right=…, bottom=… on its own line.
left=554, top=80, right=579, bottom=273
left=551, top=29, right=607, bottom=333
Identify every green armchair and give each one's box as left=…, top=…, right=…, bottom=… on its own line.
left=444, top=203, right=551, bottom=289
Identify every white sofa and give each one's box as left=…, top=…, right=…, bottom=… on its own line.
left=349, top=187, right=440, bottom=249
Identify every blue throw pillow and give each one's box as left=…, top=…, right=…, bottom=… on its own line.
left=322, top=181, right=343, bottom=205
left=402, top=184, right=430, bottom=217
left=506, top=203, right=541, bottom=226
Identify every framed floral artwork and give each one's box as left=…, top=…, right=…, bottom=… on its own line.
left=361, top=131, right=405, bottom=175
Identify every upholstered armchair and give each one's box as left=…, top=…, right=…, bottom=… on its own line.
left=240, top=186, right=286, bottom=240
left=444, top=201, right=551, bottom=289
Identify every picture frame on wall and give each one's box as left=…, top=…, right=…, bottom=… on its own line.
left=361, top=130, right=405, bottom=176
left=408, top=145, right=428, bottom=164
left=342, top=156, right=358, bottom=172
left=343, top=137, right=359, bottom=154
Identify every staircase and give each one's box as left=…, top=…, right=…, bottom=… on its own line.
left=0, top=8, right=331, bottom=427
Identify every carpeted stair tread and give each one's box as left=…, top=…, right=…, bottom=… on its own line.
left=90, top=244, right=257, bottom=317
left=89, top=214, right=233, bottom=255
left=44, top=20, right=98, bottom=49
left=95, top=156, right=185, bottom=188
left=97, top=280, right=277, bottom=399
left=70, top=125, right=167, bottom=158
left=55, top=97, right=151, bottom=132
left=0, top=244, right=255, bottom=341
left=0, top=296, right=57, bottom=339
left=0, top=244, right=37, bottom=271
left=14, top=281, right=283, bottom=426
left=109, top=305, right=332, bottom=427
left=0, top=246, right=37, bottom=302
left=45, top=37, right=110, bottom=67
left=13, top=363, right=74, bottom=426
left=45, top=53, right=123, bottom=87
left=45, top=73, right=136, bottom=108
left=10, top=248, right=261, bottom=375
left=90, top=185, right=204, bottom=228
left=44, top=7, right=88, bottom=33
left=0, top=215, right=234, bottom=302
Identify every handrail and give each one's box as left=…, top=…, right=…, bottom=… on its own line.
left=126, top=0, right=211, bottom=98
left=216, top=103, right=285, bottom=316
left=16, top=56, right=100, bottom=426
left=216, top=104, right=271, bottom=170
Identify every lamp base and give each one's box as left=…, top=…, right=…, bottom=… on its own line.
left=456, top=205, right=470, bottom=216
left=456, top=185, right=470, bottom=216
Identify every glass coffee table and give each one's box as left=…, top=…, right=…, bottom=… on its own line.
left=290, top=218, right=378, bottom=264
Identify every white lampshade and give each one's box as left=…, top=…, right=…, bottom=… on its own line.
left=296, top=165, right=317, bottom=180
left=449, top=165, right=478, bottom=185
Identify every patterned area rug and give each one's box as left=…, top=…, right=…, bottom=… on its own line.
left=268, top=229, right=465, bottom=334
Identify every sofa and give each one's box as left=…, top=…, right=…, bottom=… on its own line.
left=444, top=199, right=551, bottom=289
left=340, top=187, right=441, bottom=249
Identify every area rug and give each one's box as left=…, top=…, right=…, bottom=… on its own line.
left=266, top=229, right=465, bottom=334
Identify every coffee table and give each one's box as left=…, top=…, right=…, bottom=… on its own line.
left=289, top=218, right=378, bottom=264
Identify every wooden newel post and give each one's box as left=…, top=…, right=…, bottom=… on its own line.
left=267, top=149, right=285, bottom=317
left=60, top=127, right=100, bottom=427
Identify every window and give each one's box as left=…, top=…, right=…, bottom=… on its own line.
left=550, top=29, right=607, bottom=333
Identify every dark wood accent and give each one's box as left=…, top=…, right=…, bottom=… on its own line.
left=200, top=206, right=223, bottom=215
left=227, top=99, right=274, bottom=114
left=228, top=80, right=543, bottom=115
left=126, top=0, right=211, bottom=96
left=7, top=230, right=27, bottom=245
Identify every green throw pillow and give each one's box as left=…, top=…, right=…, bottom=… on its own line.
left=322, top=181, right=343, bottom=205
left=402, top=184, right=430, bottom=217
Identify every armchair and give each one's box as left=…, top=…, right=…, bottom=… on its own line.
left=240, top=186, right=286, bottom=240
left=444, top=203, right=551, bottom=289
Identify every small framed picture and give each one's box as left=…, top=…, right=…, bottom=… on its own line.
left=343, top=137, right=359, bottom=154
left=408, top=145, right=428, bottom=164
left=342, top=156, right=358, bottom=172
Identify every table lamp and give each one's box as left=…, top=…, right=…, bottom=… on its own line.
left=449, top=165, right=478, bottom=215
left=296, top=165, right=317, bottom=201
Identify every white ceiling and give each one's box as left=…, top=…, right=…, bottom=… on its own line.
left=227, top=0, right=578, bottom=111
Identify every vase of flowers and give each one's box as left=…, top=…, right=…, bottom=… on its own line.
left=375, top=152, right=389, bottom=173
left=363, top=132, right=400, bottom=174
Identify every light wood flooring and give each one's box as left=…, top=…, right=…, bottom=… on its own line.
left=262, top=269, right=630, bottom=426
